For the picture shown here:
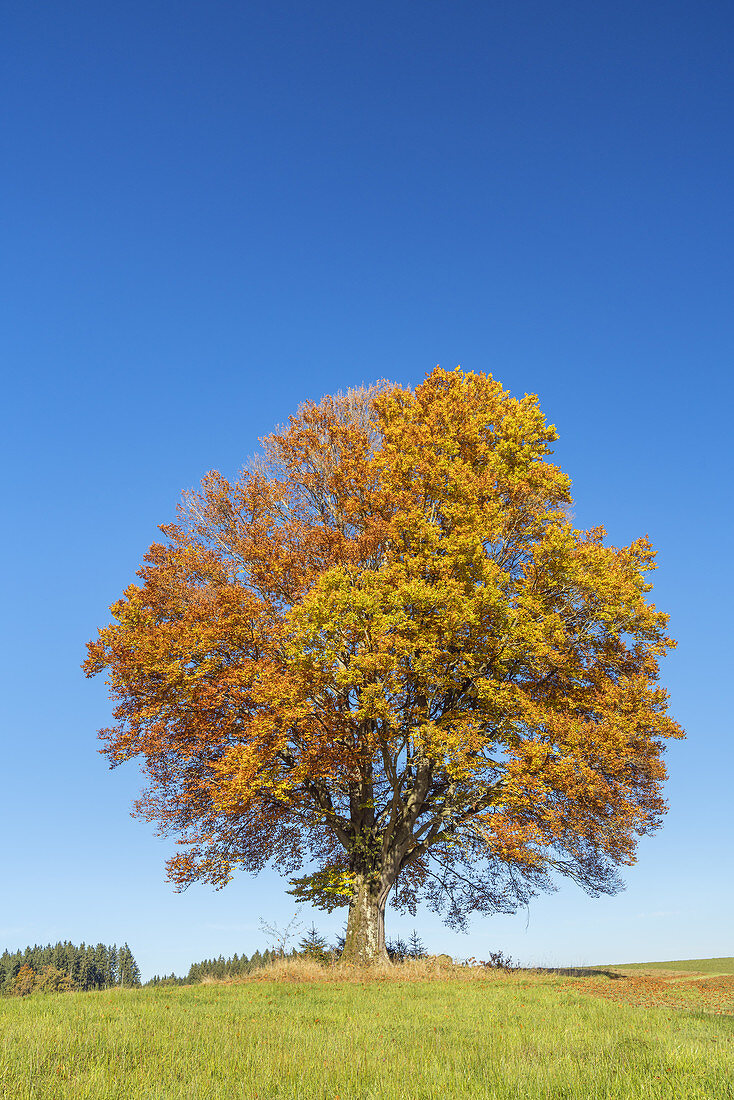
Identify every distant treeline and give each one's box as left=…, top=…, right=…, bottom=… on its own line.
left=0, top=942, right=140, bottom=995
left=1, top=927, right=430, bottom=994
left=146, top=928, right=428, bottom=986
left=147, top=948, right=280, bottom=986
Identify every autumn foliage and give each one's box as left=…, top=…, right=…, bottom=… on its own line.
left=11, top=965, right=74, bottom=996
left=85, top=369, right=681, bottom=962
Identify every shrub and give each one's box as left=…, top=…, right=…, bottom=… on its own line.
left=35, top=965, right=75, bottom=993
left=12, top=965, right=36, bottom=996
left=11, top=964, right=74, bottom=995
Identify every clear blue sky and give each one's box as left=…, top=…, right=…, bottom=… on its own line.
left=2, top=1, right=732, bottom=980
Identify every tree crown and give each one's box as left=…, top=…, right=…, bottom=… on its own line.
left=85, top=368, right=681, bottom=930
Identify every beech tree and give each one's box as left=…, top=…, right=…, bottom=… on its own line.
left=84, top=369, right=682, bottom=963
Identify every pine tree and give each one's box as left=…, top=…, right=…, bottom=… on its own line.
left=78, top=945, right=94, bottom=992
left=386, top=937, right=409, bottom=962
left=106, top=945, right=117, bottom=988
left=0, top=939, right=143, bottom=996
left=93, top=944, right=108, bottom=989
left=117, top=944, right=141, bottom=988
left=299, top=924, right=329, bottom=962
left=408, top=930, right=426, bottom=959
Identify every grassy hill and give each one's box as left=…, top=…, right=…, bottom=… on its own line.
left=606, top=958, right=734, bottom=976
left=0, top=964, right=732, bottom=1098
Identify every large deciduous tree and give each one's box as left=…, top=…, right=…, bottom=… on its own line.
left=84, top=369, right=682, bottom=963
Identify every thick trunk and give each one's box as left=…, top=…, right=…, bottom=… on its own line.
left=341, top=877, right=389, bottom=965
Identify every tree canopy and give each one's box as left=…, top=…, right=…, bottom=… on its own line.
left=0, top=942, right=140, bottom=994
left=85, top=368, right=682, bottom=962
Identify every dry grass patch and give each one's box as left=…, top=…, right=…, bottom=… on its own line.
left=239, top=954, right=511, bottom=983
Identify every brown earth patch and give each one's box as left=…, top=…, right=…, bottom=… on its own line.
left=570, top=971, right=734, bottom=1016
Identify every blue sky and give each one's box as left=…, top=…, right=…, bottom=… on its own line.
left=2, top=1, right=732, bottom=980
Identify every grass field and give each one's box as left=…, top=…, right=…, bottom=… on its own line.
left=606, top=957, right=734, bottom=976
left=0, top=964, right=732, bottom=1099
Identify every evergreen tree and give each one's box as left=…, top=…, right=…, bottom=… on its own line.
left=299, top=924, right=329, bottom=962
left=78, top=945, right=94, bottom=991
left=105, top=945, right=117, bottom=987
left=386, top=937, right=409, bottom=962
left=93, top=944, right=108, bottom=989
left=333, top=929, right=347, bottom=955
left=408, top=930, right=426, bottom=959
left=117, top=944, right=141, bottom=988
left=0, top=940, right=142, bottom=995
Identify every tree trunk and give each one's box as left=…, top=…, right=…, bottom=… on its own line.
left=341, top=876, right=389, bottom=965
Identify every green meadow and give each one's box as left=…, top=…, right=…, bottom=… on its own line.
left=1, top=966, right=732, bottom=1100
left=607, top=957, right=734, bottom=976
